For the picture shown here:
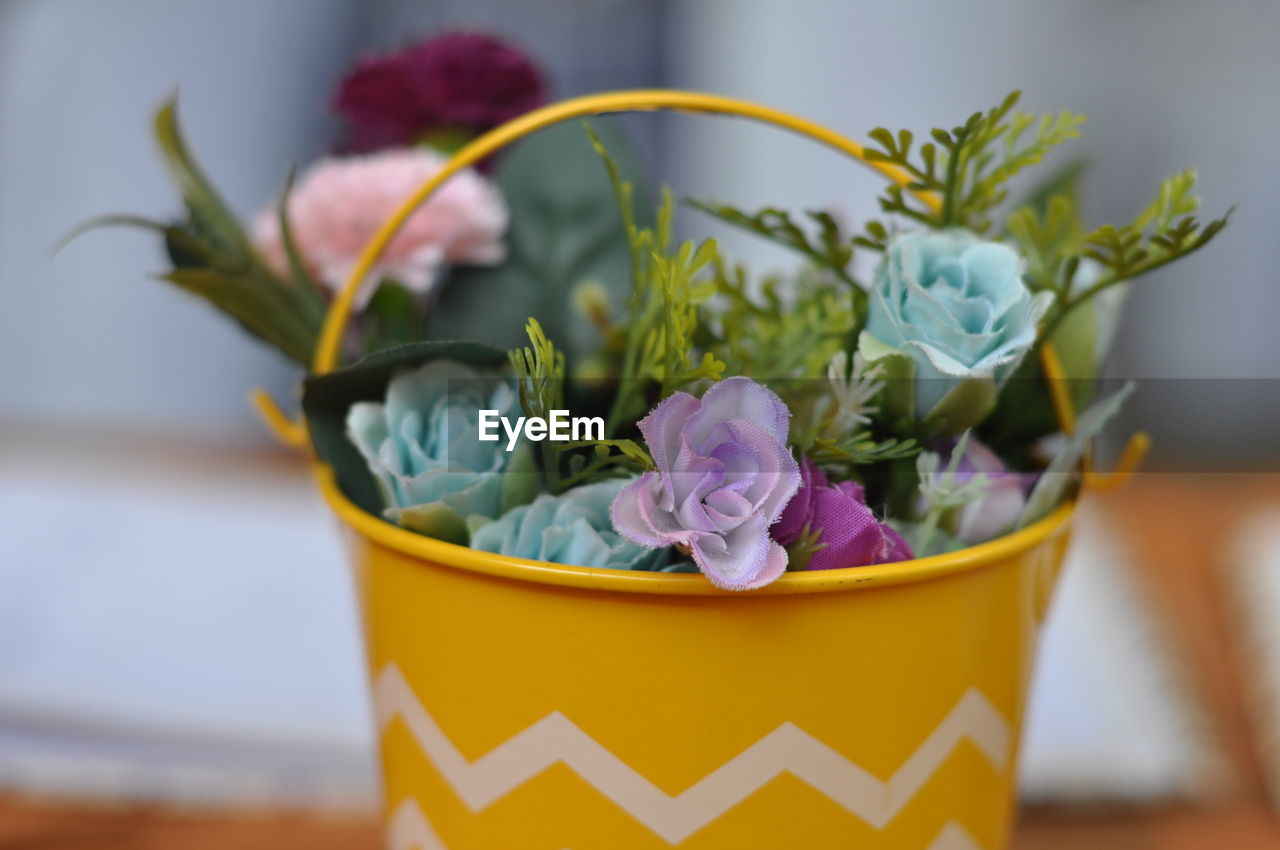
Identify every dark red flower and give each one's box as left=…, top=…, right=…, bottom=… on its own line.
left=335, top=32, right=547, bottom=152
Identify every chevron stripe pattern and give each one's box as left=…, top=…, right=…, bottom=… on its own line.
left=375, top=663, right=1010, bottom=848
left=924, top=821, right=984, bottom=850
left=385, top=797, right=985, bottom=850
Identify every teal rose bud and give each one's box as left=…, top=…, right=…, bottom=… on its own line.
left=863, top=229, right=1052, bottom=418
left=346, top=360, right=535, bottom=543
left=472, top=478, right=668, bottom=571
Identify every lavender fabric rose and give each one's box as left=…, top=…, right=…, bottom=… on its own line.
left=610, top=378, right=802, bottom=591
left=773, top=458, right=913, bottom=570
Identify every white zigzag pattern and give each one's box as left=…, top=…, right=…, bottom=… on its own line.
left=375, top=663, right=1008, bottom=846
left=386, top=798, right=984, bottom=850
left=387, top=799, right=445, bottom=850
left=925, top=821, right=984, bottom=850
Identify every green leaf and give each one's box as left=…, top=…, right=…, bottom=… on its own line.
left=1016, top=381, right=1135, bottom=527
left=161, top=267, right=316, bottom=364
left=887, top=519, right=967, bottom=558
left=302, top=340, right=509, bottom=513
left=686, top=200, right=857, bottom=286
left=394, top=502, right=469, bottom=546
left=153, top=98, right=251, bottom=260
left=500, top=442, right=541, bottom=513
left=860, top=91, right=1085, bottom=232
left=274, top=168, right=329, bottom=331
left=857, top=331, right=916, bottom=428
left=425, top=120, right=651, bottom=359
left=922, top=377, right=998, bottom=437
left=1038, top=173, right=1231, bottom=344
left=508, top=317, right=570, bottom=491
left=1009, top=158, right=1087, bottom=221
left=64, top=99, right=325, bottom=366
left=582, top=139, right=726, bottom=430
left=363, top=281, right=424, bottom=355
left=807, top=434, right=920, bottom=468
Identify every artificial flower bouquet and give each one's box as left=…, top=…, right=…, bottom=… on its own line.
left=93, top=35, right=1227, bottom=592
left=91, top=31, right=1233, bottom=849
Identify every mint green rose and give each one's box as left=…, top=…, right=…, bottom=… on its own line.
left=863, top=229, right=1052, bottom=416
left=471, top=478, right=669, bottom=571
left=346, top=359, right=535, bottom=543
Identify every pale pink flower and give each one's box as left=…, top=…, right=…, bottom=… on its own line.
left=253, top=148, right=506, bottom=306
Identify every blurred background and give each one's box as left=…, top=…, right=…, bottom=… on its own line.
left=2, top=0, right=1279, bottom=847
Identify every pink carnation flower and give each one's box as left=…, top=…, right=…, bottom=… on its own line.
left=253, top=149, right=507, bottom=306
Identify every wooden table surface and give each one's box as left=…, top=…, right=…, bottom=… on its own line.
left=2, top=473, right=1278, bottom=848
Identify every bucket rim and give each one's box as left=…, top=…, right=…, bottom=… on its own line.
left=316, top=465, right=1074, bottom=596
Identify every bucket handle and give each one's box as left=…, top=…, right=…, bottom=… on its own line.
left=312, top=89, right=939, bottom=376
left=253, top=88, right=1145, bottom=489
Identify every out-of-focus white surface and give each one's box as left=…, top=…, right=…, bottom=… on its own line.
left=0, top=437, right=1217, bottom=807
left=0, top=434, right=375, bottom=807
left=1020, top=503, right=1220, bottom=802
left=1229, top=509, right=1280, bottom=811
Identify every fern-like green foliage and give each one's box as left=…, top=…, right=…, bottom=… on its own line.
left=688, top=201, right=871, bottom=324
left=807, top=433, right=920, bottom=468
left=1014, top=170, right=1232, bottom=342
left=789, top=351, right=920, bottom=470
left=551, top=438, right=655, bottom=491
left=1082, top=170, right=1230, bottom=280
left=509, top=317, right=566, bottom=428
left=703, top=260, right=853, bottom=380
left=687, top=202, right=856, bottom=285
left=1006, top=194, right=1085, bottom=294
left=508, top=317, right=651, bottom=491
left=858, top=91, right=1085, bottom=237
left=586, top=123, right=726, bottom=431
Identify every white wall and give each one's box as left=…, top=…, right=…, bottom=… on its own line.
left=2, top=0, right=1275, bottom=455
left=666, top=0, right=1280, bottom=456
left=0, top=0, right=358, bottom=443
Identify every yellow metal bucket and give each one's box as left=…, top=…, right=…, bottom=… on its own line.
left=261, top=91, right=1114, bottom=849
left=322, top=469, right=1073, bottom=850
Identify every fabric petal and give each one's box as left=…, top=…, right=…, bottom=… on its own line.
left=689, top=377, right=791, bottom=447
left=690, top=513, right=779, bottom=590
left=610, top=473, right=684, bottom=548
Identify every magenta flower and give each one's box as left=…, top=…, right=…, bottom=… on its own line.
left=335, top=32, right=547, bottom=152
left=773, top=458, right=913, bottom=570
left=610, top=378, right=802, bottom=591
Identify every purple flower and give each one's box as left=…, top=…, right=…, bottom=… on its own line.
left=610, top=378, right=802, bottom=591
left=774, top=458, right=913, bottom=570
left=938, top=436, right=1028, bottom=544
left=335, top=32, right=547, bottom=152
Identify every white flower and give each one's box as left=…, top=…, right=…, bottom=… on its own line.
left=917, top=432, right=990, bottom=512
left=826, top=351, right=884, bottom=431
